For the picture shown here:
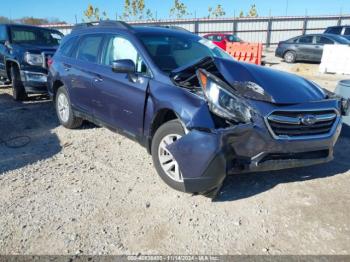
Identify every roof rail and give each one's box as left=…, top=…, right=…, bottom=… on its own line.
left=150, top=25, right=190, bottom=33
left=72, top=20, right=132, bottom=32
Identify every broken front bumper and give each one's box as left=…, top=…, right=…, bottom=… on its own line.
left=167, top=100, right=343, bottom=194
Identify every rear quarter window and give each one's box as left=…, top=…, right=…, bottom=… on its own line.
left=59, top=37, right=78, bottom=57
left=326, top=27, right=342, bottom=35
left=76, top=35, right=104, bottom=63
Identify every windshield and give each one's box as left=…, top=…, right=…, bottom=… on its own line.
left=139, top=34, right=234, bottom=72
left=10, top=26, right=63, bottom=46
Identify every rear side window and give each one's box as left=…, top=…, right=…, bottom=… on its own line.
left=76, top=35, right=103, bottom=63
left=298, top=36, right=313, bottom=44
left=344, top=28, right=350, bottom=35
left=326, top=27, right=342, bottom=35
left=59, top=37, right=78, bottom=57
left=205, top=35, right=214, bottom=41
left=316, top=36, right=334, bottom=45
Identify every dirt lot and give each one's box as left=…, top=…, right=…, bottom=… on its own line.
left=1, top=53, right=350, bottom=255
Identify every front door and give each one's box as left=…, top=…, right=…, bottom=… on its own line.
left=92, top=35, right=150, bottom=138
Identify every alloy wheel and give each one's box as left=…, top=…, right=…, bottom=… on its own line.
left=158, top=134, right=183, bottom=182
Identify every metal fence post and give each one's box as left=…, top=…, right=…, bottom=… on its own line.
left=233, top=18, right=237, bottom=34
left=194, top=19, right=199, bottom=34
left=302, top=16, right=308, bottom=35
left=338, top=15, right=342, bottom=26
left=266, top=18, right=272, bottom=47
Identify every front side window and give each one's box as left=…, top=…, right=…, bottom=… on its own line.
left=102, top=36, right=147, bottom=74
left=76, top=35, right=103, bottom=63
left=226, top=35, right=242, bottom=42
left=139, top=34, right=233, bottom=73
left=298, top=36, right=313, bottom=44
left=10, top=26, right=63, bottom=46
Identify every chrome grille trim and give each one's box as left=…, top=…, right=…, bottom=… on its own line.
left=265, top=109, right=340, bottom=140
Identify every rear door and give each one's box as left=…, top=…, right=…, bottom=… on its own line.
left=91, top=34, right=150, bottom=138
left=314, top=35, right=335, bottom=61
left=68, top=34, right=104, bottom=114
left=296, top=35, right=315, bottom=60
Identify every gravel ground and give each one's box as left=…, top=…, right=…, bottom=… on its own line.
left=1, top=53, right=350, bottom=255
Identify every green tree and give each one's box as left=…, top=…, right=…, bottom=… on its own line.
left=169, top=0, right=190, bottom=19
left=208, top=4, right=226, bottom=18
left=121, top=0, right=153, bottom=20
left=247, top=4, right=258, bottom=17
left=239, top=10, right=244, bottom=18
left=83, top=4, right=100, bottom=21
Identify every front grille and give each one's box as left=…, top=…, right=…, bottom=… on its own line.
left=267, top=110, right=338, bottom=138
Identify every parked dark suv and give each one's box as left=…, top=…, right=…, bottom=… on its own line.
left=325, top=25, right=350, bottom=40
left=0, top=24, right=63, bottom=100
left=48, top=21, right=349, bottom=196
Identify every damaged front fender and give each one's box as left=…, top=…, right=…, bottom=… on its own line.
left=166, top=123, right=254, bottom=194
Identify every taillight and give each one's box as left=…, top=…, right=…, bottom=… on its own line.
left=47, top=58, right=53, bottom=68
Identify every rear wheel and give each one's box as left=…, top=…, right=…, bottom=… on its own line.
left=10, top=66, right=27, bottom=101
left=284, top=51, right=296, bottom=63
left=151, top=119, right=186, bottom=192
left=55, top=86, right=83, bottom=129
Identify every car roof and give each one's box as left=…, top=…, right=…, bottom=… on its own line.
left=70, top=23, right=196, bottom=39
left=0, top=23, right=61, bottom=32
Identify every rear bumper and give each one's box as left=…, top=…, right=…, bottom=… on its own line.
left=20, top=70, right=48, bottom=94
left=275, top=47, right=284, bottom=58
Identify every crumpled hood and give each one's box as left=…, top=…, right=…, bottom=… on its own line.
left=214, top=58, right=326, bottom=104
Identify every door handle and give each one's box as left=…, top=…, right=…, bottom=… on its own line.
left=93, top=76, right=103, bottom=83
left=63, top=63, right=71, bottom=71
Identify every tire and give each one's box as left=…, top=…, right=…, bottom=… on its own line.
left=284, top=51, right=296, bottom=63
left=10, top=66, right=27, bottom=101
left=55, top=86, right=83, bottom=129
left=151, top=119, right=186, bottom=192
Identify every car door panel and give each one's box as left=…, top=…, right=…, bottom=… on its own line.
left=92, top=67, right=149, bottom=137
left=91, top=35, right=150, bottom=138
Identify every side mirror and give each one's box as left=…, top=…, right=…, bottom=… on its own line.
left=112, top=59, right=136, bottom=74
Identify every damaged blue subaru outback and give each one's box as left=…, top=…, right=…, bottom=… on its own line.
left=48, top=21, right=349, bottom=196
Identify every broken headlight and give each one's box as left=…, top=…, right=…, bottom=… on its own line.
left=197, top=69, right=252, bottom=123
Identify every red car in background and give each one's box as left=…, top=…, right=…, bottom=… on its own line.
left=203, top=33, right=243, bottom=50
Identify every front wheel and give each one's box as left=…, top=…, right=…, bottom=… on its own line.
left=55, top=86, right=83, bottom=129
left=151, top=119, right=186, bottom=192
left=10, top=66, right=27, bottom=101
